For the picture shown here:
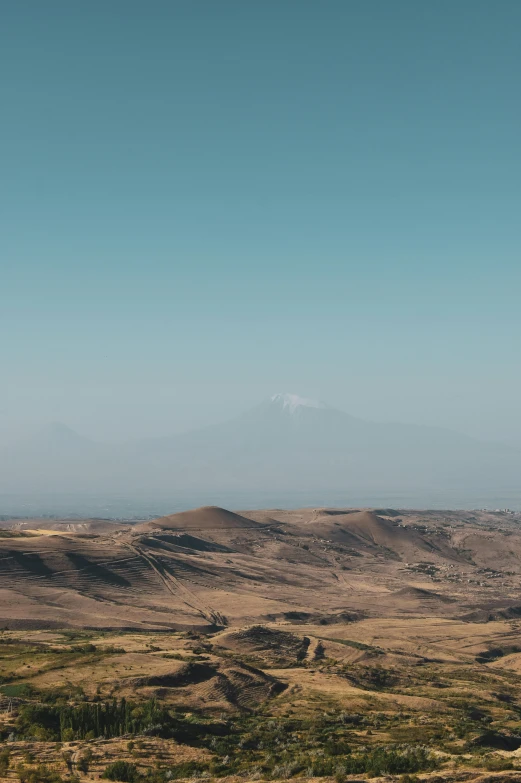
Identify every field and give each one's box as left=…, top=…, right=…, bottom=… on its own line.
left=2, top=506, right=521, bottom=781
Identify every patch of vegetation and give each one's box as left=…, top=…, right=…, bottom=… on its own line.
left=8, top=694, right=443, bottom=779
left=321, top=636, right=375, bottom=651
left=346, top=664, right=399, bottom=690
left=468, top=729, right=521, bottom=751
left=103, top=761, right=139, bottom=781
left=59, top=630, right=98, bottom=642
left=0, top=530, right=35, bottom=538
left=15, top=698, right=228, bottom=743
left=0, top=683, right=36, bottom=697
left=100, top=745, right=436, bottom=782
left=0, top=749, right=10, bottom=776
left=16, top=764, right=64, bottom=783
left=160, top=652, right=208, bottom=662
left=483, top=755, right=515, bottom=771
left=476, top=645, right=521, bottom=663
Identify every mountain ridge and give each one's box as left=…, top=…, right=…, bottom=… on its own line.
left=1, top=394, right=520, bottom=498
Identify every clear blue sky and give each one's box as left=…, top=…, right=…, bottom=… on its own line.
left=1, top=0, right=520, bottom=442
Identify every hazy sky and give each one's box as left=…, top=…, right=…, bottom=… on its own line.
left=1, top=1, right=520, bottom=443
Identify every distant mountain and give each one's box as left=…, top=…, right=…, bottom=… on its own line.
left=21, top=422, right=94, bottom=453
left=1, top=394, right=520, bottom=498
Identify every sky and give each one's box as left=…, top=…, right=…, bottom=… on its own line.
left=1, top=0, right=520, bottom=444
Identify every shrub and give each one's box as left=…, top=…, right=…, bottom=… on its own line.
left=61, top=751, right=73, bottom=771
left=17, top=764, right=63, bottom=783
left=484, top=755, right=515, bottom=771
left=0, top=749, right=10, bottom=776
left=76, top=756, right=89, bottom=774
left=163, top=761, right=210, bottom=779
left=76, top=747, right=93, bottom=774
left=102, top=761, right=139, bottom=782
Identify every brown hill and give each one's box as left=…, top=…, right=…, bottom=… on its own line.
left=126, top=659, right=285, bottom=712
left=322, top=509, right=397, bottom=542
left=215, top=625, right=310, bottom=666
left=137, top=505, right=260, bottom=532
left=3, top=506, right=521, bottom=632
left=0, top=518, right=127, bottom=535
left=309, top=509, right=458, bottom=562
left=311, top=509, right=409, bottom=544
left=393, top=586, right=455, bottom=603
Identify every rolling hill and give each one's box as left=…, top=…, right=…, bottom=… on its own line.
left=2, top=505, right=521, bottom=632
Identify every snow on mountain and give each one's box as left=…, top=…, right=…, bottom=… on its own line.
left=270, top=393, right=327, bottom=413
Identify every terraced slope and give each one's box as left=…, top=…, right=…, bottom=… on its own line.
left=2, top=507, right=521, bottom=632
left=125, top=659, right=286, bottom=711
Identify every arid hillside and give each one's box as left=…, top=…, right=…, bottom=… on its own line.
left=1, top=505, right=521, bottom=633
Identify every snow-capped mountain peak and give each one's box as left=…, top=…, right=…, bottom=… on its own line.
left=270, top=393, right=327, bottom=414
